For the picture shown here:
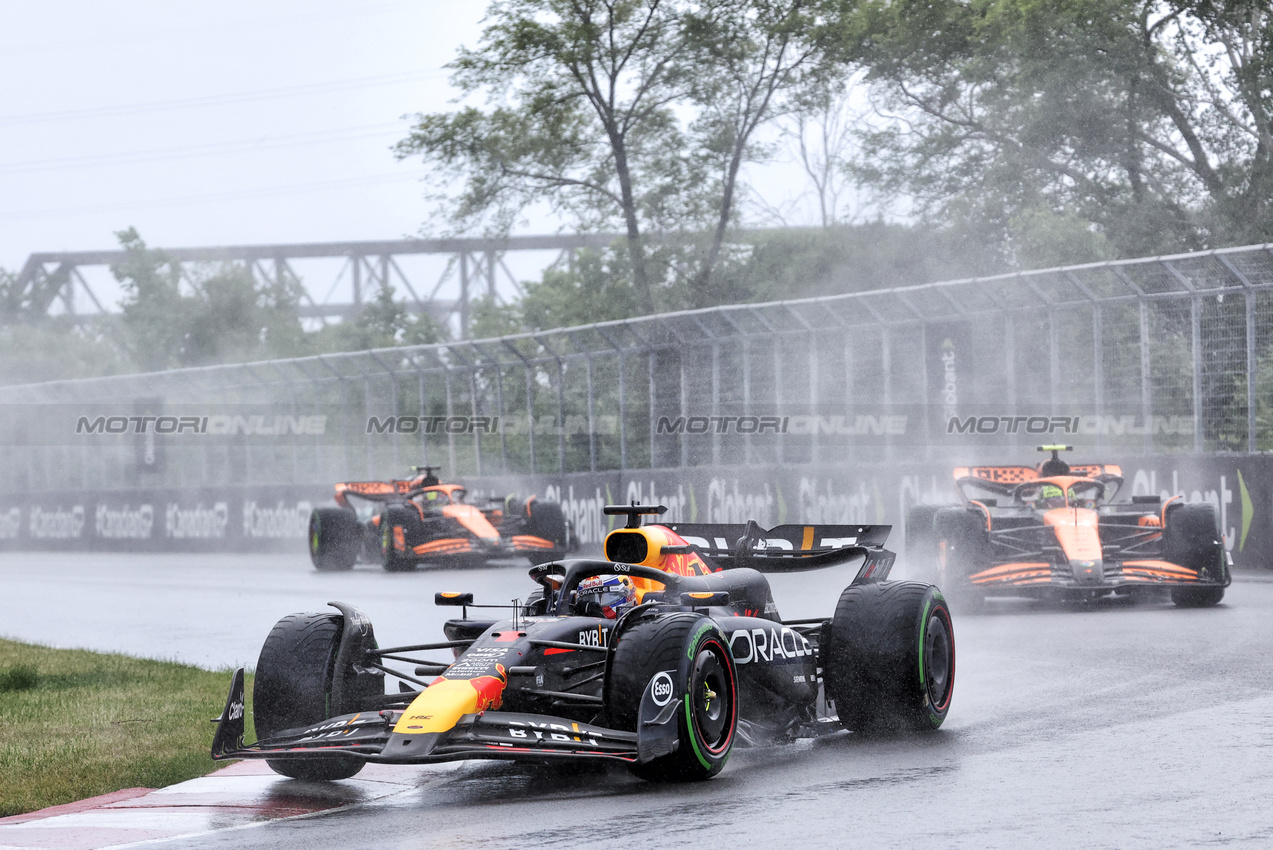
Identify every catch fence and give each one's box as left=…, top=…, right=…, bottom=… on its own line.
left=3, top=242, right=1273, bottom=494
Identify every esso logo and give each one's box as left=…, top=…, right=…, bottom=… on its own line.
left=650, top=671, right=675, bottom=706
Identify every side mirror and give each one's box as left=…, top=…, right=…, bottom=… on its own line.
left=435, top=592, right=474, bottom=606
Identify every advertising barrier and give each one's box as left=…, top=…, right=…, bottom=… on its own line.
left=0, top=455, right=1267, bottom=569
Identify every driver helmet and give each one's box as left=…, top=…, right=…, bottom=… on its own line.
left=1038, top=483, right=1066, bottom=509
left=576, top=575, right=637, bottom=619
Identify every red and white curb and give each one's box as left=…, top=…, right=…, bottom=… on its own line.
left=0, top=761, right=426, bottom=849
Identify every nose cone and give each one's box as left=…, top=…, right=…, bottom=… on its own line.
left=1070, top=559, right=1105, bottom=585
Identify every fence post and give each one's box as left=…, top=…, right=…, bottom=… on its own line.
left=679, top=350, right=689, bottom=468
left=1139, top=300, right=1153, bottom=453
left=586, top=353, right=597, bottom=473
left=1248, top=292, right=1257, bottom=452
left=1049, top=310, right=1060, bottom=409
left=713, top=343, right=722, bottom=467
left=1192, top=296, right=1203, bottom=452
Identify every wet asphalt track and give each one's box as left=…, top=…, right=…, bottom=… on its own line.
left=2, top=551, right=1272, bottom=848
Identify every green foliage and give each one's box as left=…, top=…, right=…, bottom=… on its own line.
left=521, top=249, right=645, bottom=331
left=848, top=0, right=1273, bottom=261
left=114, top=228, right=310, bottom=370
left=398, top=0, right=847, bottom=311
left=467, top=294, right=525, bottom=340
left=0, top=318, right=129, bottom=385
left=308, top=284, right=447, bottom=352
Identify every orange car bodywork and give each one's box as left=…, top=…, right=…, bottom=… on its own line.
left=945, top=463, right=1222, bottom=595
left=338, top=478, right=566, bottom=564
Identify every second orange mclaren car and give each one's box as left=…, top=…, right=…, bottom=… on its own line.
left=907, top=447, right=1230, bottom=607
left=308, top=466, right=577, bottom=572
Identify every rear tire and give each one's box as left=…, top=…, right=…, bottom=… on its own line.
left=308, top=508, right=360, bottom=572
left=823, top=581, right=955, bottom=736
left=253, top=613, right=365, bottom=780
left=607, top=613, right=737, bottom=781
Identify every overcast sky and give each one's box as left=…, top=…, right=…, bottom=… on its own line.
left=0, top=1, right=489, bottom=273
left=1, top=0, right=846, bottom=306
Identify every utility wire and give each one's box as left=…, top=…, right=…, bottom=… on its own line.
left=0, top=69, right=446, bottom=127
left=0, top=169, right=429, bottom=221
left=0, top=123, right=406, bottom=174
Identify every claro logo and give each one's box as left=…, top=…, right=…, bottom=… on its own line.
left=0, top=507, right=20, bottom=540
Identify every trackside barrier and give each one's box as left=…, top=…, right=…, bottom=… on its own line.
left=0, top=455, right=1265, bottom=569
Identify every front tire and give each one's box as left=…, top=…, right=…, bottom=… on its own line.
left=905, top=504, right=943, bottom=584
left=308, top=507, right=360, bottom=572
left=607, top=613, right=737, bottom=781
left=934, top=506, right=990, bottom=608
left=823, top=581, right=955, bottom=736
left=253, top=613, right=365, bottom=780
left=1165, top=503, right=1227, bottom=607
left=527, top=499, right=572, bottom=551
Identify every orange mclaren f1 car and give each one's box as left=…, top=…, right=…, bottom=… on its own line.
left=308, top=466, right=577, bottom=572
left=907, top=446, right=1231, bottom=606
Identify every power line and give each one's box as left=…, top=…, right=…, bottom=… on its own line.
left=0, top=69, right=447, bottom=127
left=0, top=169, right=429, bottom=221
left=0, top=123, right=406, bottom=174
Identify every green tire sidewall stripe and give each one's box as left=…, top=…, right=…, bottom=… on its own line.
left=918, top=597, right=932, bottom=690
left=685, top=694, right=713, bottom=770
left=683, top=632, right=729, bottom=771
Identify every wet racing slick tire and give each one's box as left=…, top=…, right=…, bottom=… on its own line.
left=933, top=506, right=990, bottom=608
left=606, top=613, right=737, bottom=782
left=309, top=507, right=360, bottom=572
left=379, top=505, right=419, bottom=573
left=253, top=612, right=365, bottom=780
left=1165, top=503, right=1227, bottom=607
left=905, top=504, right=943, bottom=584
left=823, top=581, right=955, bottom=736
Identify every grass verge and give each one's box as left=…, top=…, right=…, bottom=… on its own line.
left=0, top=639, right=251, bottom=818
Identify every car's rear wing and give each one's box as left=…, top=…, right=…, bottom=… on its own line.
left=333, top=479, right=419, bottom=507
left=662, top=521, right=894, bottom=579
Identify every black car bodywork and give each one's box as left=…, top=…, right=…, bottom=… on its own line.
left=214, top=505, right=955, bottom=781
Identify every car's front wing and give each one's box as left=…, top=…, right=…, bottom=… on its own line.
left=211, top=668, right=675, bottom=767
left=968, top=557, right=1230, bottom=592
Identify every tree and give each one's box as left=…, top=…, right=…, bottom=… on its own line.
left=680, top=0, right=848, bottom=304
left=309, top=284, right=447, bottom=352
left=113, top=228, right=310, bottom=369
left=397, top=0, right=846, bottom=312
left=397, top=0, right=697, bottom=313
left=848, top=0, right=1273, bottom=262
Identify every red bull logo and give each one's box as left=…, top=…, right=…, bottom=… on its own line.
left=393, top=665, right=508, bottom=735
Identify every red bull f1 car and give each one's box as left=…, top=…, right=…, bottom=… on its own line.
left=906, top=446, right=1231, bottom=607
left=307, top=466, right=577, bottom=572
left=213, top=504, right=955, bottom=782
